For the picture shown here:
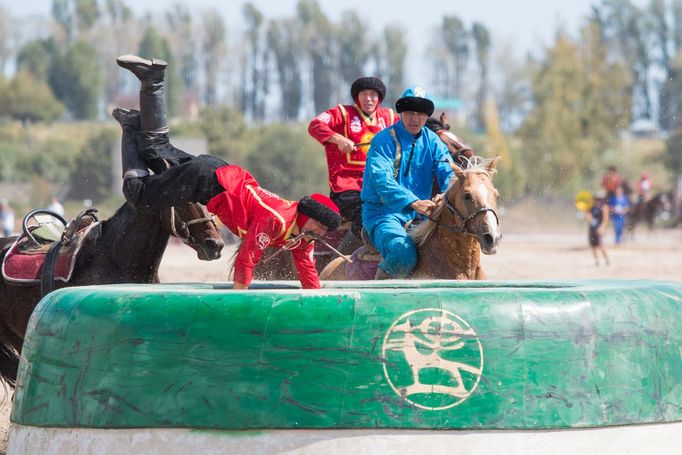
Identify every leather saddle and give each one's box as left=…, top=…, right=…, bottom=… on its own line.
left=1, top=209, right=99, bottom=296
left=345, top=221, right=424, bottom=280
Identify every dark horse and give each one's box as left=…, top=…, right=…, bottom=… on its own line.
left=0, top=201, right=224, bottom=387
left=627, top=191, right=672, bottom=238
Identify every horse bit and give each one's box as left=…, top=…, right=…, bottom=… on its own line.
left=169, top=207, right=217, bottom=246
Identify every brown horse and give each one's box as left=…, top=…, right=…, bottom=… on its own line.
left=320, top=157, right=501, bottom=280
left=0, top=201, right=224, bottom=387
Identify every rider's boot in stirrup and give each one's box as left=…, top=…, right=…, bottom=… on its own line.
left=116, top=54, right=168, bottom=134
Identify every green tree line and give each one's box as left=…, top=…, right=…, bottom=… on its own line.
left=1, top=0, right=682, bottom=211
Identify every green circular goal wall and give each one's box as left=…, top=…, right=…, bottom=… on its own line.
left=11, top=280, right=682, bottom=430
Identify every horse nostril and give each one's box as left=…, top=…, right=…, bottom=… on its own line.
left=207, top=238, right=224, bottom=258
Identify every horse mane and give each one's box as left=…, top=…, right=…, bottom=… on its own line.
left=410, top=158, right=497, bottom=247
left=425, top=117, right=447, bottom=133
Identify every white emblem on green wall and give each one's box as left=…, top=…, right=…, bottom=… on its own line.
left=382, top=308, right=484, bottom=410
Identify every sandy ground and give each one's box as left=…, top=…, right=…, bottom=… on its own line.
left=1, top=204, right=680, bottom=452
left=153, top=195, right=682, bottom=283
left=157, top=230, right=682, bottom=283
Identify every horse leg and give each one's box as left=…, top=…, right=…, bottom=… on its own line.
left=0, top=321, right=22, bottom=387
left=475, top=265, right=487, bottom=280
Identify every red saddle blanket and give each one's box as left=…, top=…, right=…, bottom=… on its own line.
left=1, top=223, right=98, bottom=284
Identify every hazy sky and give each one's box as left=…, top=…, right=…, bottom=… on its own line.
left=4, top=0, right=606, bottom=53
left=2, top=0, right=647, bottom=84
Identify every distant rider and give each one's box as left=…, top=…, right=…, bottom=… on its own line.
left=636, top=172, right=652, bottom=202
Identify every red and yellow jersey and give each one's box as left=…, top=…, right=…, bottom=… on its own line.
left=308, top=104, right=397, bottom=193
left=601, top=172, right=622, bottom=193
left=206, top=165, right=319, bottom=288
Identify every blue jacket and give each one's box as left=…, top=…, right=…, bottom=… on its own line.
left=361, top=120, right=454, bottom=227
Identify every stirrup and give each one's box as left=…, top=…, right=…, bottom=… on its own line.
left=360, top=228, right=380, bottom=255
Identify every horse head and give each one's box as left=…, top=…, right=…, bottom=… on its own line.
left=167, top=203, right=224, bottom=260
left=443, top=157, right=502, bottom=254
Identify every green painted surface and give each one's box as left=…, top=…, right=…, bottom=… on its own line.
left=11, top=280, right=682, bottom=430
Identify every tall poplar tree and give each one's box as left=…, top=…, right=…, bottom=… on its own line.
left=297, top=0, right=334, bottom=115
left=472, top=22, right=490, bottom=131
left=267, top=19, right=302, bottom=121
left=519, top=26, right=631, bottom=194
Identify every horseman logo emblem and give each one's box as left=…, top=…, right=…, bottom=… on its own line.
left=255, top=232, right=271, bottom=250
left=382, top=308, right=483, bottom=410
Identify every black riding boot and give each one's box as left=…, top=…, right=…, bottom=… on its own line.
left=116, top=54, right=168, bottom=134
left=112, top=108, right=148, bottom=179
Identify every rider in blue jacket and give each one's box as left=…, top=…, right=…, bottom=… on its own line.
left=361, top=86, right=454, bottom=278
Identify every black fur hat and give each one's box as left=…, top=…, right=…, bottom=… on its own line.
left=297, top=194, right=341, bottom=231
left=395, top=85, right=434, bottom=116
left=351, top=77, right=386, bottom=102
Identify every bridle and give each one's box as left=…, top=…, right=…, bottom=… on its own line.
left=427, top=195, right=499, bottom=237
left=168, top=206, right=217, bottom=246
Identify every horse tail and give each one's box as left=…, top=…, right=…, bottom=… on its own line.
left=0, top=342, right=19, bottom=388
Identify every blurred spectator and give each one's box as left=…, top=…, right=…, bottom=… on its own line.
left=601, top=165, right=622, bottom=200
left=607, top=185, right=630, bottom=245
left=636, top=172, right=652, bottom=202
left=1, top=198, right=15, bottom=237
left=586, top=196, right=610, bottom=266
left=47, top=196, right=64, bottom=217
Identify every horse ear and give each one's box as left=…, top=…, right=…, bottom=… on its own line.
left=486, top=155, right=501, bottom=175
left=449, top=161, right=464, bottom=179
left=439, top=112, right=449, bottom=128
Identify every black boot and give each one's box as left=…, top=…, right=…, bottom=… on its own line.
left=112, top=108, right=148, bottom=179
left=112, top=107, right=141, bottom=129
left=116, top=54, right=168, bottom=134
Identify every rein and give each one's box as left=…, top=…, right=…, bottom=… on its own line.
left=168, top=207, right=217, bottom=246
left=262, top=231, right=353, bottom=265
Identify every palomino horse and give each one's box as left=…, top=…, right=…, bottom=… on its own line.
left=0, top=201, right=224, bottom=387
left=320, top=157, right=501, bottom=280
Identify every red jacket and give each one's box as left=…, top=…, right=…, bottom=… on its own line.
left=206, top=165, right=319, bottom=289
left=601, top=172, right=622, bottom=193
left=308, top=104, right=397, bottom=193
